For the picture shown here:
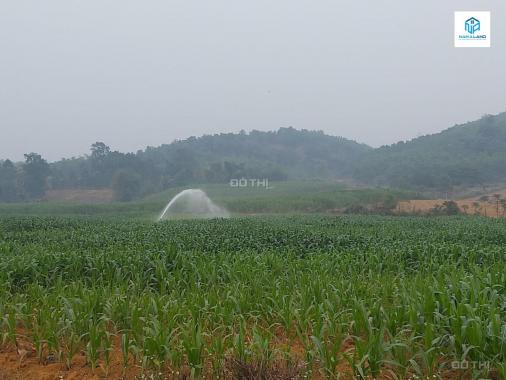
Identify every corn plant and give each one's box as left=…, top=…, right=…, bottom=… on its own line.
left=0, top=215, right=504, bottom=378
left=182, top=321, right=204, bottom=379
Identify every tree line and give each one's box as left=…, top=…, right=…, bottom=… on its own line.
left=0, top=153, right=50, bottom=202
left=0, top=143, right=289, bottom=202
left=0, top=128, right=368, bottom=202
left=353, top=113, right=506, bottom=191
left=1, top=113, right=505, bottom=202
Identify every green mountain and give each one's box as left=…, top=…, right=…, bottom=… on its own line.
left=1, top=112, right=505, bottom=202
left=138, top=127, right=371, bottom=183
left=2, top=128, right=369, bottom=201
left=353, top=112, right=506, bottom=190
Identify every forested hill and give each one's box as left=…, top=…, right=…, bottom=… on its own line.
left=353, top=112, right=506, bottom=190
left=0, top=128, right=370, bottom=201
left=138, top=128, right=371, bottom=181
left=1, top=113, right=505, bottom=202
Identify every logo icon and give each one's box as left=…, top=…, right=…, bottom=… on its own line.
left=465, top=17, right=480, bottom=34
left=454, top=11, right=490, bottom=48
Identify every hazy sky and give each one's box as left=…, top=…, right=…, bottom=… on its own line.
left=1, top=1, right=505, bottom=162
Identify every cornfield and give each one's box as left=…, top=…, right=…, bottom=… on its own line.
left=0, top=215, right=504, bottom=379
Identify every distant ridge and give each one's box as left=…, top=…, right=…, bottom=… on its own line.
left=352, top=112, right=506, bottom=189
left=1, top=112, right=506, bottom=202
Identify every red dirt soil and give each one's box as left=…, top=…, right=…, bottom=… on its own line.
left=0, top=344, right=141, bottom=380
left=396, top=198, right=504, bottom=217
left=1, top=346, right=489, bottom=380
left=1, top=312, right=499, bottom=379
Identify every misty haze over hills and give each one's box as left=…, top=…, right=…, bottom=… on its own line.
left=1, top=112, right=505, bottom=202
left=2, top=2, right=506, bottom=163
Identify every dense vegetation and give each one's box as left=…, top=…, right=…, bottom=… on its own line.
left=0, top=129, right=369, bottom=202
left=1, top=112, right=505, bottom=202
left=0, top=215, right=504, bottom=378
left=354, top=113, right=506, bottom=190
left=0, top=181, right=418, bottom=218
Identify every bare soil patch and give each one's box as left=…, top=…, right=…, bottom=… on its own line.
left=397, top=192, right=506, bottom=217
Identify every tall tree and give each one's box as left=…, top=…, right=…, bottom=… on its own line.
left=0, top=160, right=20, bottom=201
left=22, top=153, right=50, bottom=199
left=90, top=142, right=111, bottom=161
left=90, top=142, right=112, bottom=187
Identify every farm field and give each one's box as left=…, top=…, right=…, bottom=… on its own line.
left=0, top=215, right=505, bottom=379
left=396, top=189, right=506, bottom=218
left=0, top=181, right=420, bottom=219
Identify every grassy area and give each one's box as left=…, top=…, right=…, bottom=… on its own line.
left=0, top=181, right=421, bottom=218
left=0, top=201, right=160, bottom=219
left=0, top=215, right=504, bottom=379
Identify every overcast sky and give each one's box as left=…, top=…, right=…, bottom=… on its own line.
left=1, top=1, right=505, bottom=162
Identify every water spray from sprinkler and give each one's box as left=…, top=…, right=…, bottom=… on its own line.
left=158, top=189, right=229, bottom=221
